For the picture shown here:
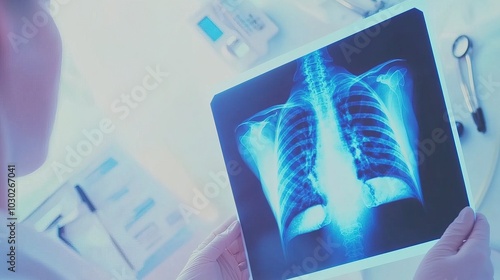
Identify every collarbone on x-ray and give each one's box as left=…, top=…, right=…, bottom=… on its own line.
left=236, top=47, right=421, bottom=258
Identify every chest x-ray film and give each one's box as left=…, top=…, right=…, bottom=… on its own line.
left=211, top=5, right=472, bottom=280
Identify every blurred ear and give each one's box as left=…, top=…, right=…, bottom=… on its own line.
left=0, top=0, right=62, bottom=175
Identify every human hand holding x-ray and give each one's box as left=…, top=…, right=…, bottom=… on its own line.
left=414, top=207, right=494, bottom=280
left=177, top=217, right=249, bottom=280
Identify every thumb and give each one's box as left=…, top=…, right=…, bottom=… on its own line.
left=200, top=220, right=241, bottom=261
left=432, top=207, right=475, bottom=255
left=459, top=213, right=491, bottom=253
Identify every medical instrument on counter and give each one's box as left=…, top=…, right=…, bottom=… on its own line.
left=335, top=0, right=386, bottom=18
left=192, top=0, right=279, bottom=67
left=452, top=35, right=486, bottom=133
left=74, top=185, right=135, bottom=270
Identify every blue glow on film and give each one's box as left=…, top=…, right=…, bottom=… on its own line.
left=236, top=47, right=421, bottom=259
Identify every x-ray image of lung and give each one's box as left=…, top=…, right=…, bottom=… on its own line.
left=235, top=47, right=422, bottom=253
left=211, top=9, right=471, bottom=279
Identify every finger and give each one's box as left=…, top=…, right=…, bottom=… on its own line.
left=234, top=251, right=247, bottom=263
left=459, top=213, right=491, bottom=252
left=227, top=235, right=247, bottom=264
left=238, top=260, right=248, bottom=270
left=213, top=215, right=238, bottom=235
left=467, top=213, right=490, bottom=242
left=432, top=207, right=475, bottom=255
left=201, top=220, right=241, bottom=261
left=227, top=234, right=245, bottom=255
left=197, top=215, right=238, bottom=251
left=241, top=265, right=250, bottom=280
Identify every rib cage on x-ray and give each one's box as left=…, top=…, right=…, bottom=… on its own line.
left=276, top=104, right=329, bottom=242
left=335, top=83, right=418, bottom=207
left=236, top=47, right=421, bottom=250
